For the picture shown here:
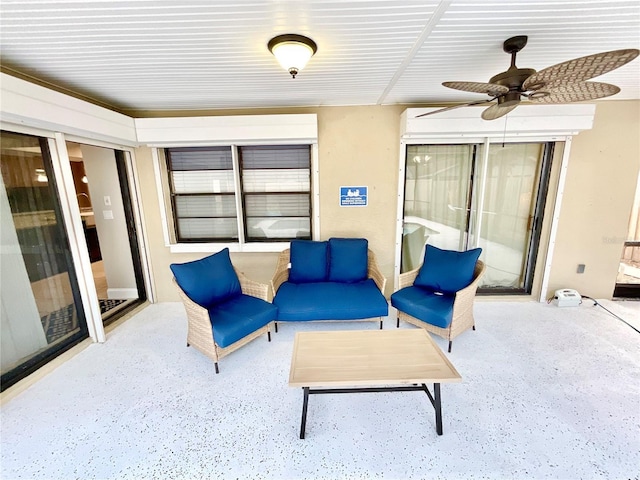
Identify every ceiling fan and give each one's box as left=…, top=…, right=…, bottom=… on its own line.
left=417, top=35, right=639, bottom=120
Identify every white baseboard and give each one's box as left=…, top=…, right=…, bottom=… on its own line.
left=107, top=288, right=138, bottom=300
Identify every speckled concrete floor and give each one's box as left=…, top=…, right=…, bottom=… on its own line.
left=2, top=300, right=639, bottom=480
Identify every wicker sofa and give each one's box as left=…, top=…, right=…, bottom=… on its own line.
left=271, top=238, right=388, bottom=329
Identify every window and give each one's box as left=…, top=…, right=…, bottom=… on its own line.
left=166, top=145, right=312, bottom=243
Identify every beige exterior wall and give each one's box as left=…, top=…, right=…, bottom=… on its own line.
left=134, top=100, right=640, bottom=302
left=547, top=100, right=640, bottom=298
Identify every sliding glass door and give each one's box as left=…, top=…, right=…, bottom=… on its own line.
left=1, top=131, right=88, bottom=390
left=402, top=141, right=553, bottom=293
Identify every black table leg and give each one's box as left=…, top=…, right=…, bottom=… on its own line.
left=297, top=384, right=446, bottom=438
left=434, top=383, right=442, bottom=435
left=300, top=387, right=310, bottom=439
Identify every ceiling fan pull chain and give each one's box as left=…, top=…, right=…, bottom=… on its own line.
left=502, top=115, right=508, bottom=148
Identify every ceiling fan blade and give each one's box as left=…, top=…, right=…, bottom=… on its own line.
left=415, top=99, right=496, bottom=118
left=523, top=48, right=639, bottom=91
left=528, top=81, right=620, bottom=103
left=481, top=103, right=519, bottom=121
left=442, top=81, right=509, bottom=96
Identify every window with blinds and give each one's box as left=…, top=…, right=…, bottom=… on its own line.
left=165, top=144, right=312, bottom=242
left=240, top=145, right=311, bottom=241
left=167, top=146, right=237, bottom=241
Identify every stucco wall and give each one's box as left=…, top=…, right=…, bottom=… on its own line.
left=134, top=101, right=640, bottom=302
left=547, top=100, right=640, bottom=299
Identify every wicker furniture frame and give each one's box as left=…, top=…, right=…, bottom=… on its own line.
left=173, top=269, right=273, bottom=374
left=270, top=248, right=388, bottom=330
left=395, top=260, right=486, bottom=352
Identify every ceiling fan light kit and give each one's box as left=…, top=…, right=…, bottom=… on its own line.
left=418, top=35, right=639, bottom=121
left=268, top=34, right=317, bottom=79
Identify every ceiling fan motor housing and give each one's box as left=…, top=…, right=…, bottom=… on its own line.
left=489, top=67, right=536, bottom=89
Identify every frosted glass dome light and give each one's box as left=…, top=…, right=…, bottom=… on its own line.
left=268, top=34, right=317, bottom=79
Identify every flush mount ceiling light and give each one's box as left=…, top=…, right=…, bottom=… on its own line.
left=268, top=34, right=317, bottom=79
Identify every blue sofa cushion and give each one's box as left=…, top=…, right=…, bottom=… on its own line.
left=170, top=248, right=241, bottom=307
left=208, top=294, right=278, bottom=348
left=289, top=240, right=328, bottom=283
left=390, top=286, right=455, bottom=329
left=328, top=237, right=368, bottom=283
left=274, top=279, right=388, bottom=321
left=414, top=245, right=482, bottom=294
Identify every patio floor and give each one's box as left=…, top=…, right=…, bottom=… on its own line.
left=1, top=299, right=639, bottom=480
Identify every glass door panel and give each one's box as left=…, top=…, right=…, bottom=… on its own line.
left=474, top=143, right=544, bottom=290
left=66, top=143, right=147, bottom=325
left=1, top=131, right=88, bottom=390
left=402, top=145, right=473, bottom=272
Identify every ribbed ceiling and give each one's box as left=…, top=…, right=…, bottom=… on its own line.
left=1, top=0, right=638, bottom=113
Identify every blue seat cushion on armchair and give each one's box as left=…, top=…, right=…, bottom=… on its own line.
left=327, top=237, right=368, bottom=283
left=414, top=245, right=482, bottom=294
left=289, top=240, right=328, bottom=283
left=170, top=248, right=241, bottom=307
left=391, top=286, right=455, bottom=329
left=208, top=294, right=278, bottom=348
left=274, top=279, right=388, bottom=321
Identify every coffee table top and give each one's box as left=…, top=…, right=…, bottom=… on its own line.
left=289, top=329, right=462, bottom=387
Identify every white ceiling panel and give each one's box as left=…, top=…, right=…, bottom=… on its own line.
left=1, top=0, right=639, bottom=113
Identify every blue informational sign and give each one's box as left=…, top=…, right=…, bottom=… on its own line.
left=340, top=186, right=368, bottom=207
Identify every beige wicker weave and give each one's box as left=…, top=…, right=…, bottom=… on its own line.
left=395, top=260, right=486, bottom=353
left=270, top=248, right=388, bottom=329
left=173, top=268, right=273, bottom=374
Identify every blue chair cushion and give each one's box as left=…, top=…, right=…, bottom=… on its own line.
left=327, top=237, right=368, bottom=283
left=170, top=248, right=241, bottom=307
left=391, top=286, right=455, bottom=329
left=414, top=245, right=482, bottom=294
left=273, top=279, right=388, bottom=321
left=289, top=240, right=328, bottom=283
left=208, top=294, right=278, bottom=348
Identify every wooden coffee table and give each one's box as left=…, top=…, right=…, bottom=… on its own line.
left=289, top=329, right=462, bottom=439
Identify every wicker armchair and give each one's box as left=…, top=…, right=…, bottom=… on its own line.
left=173, top=266, right=276, bottom=374
left=270, top=247, right=387, bottom=330
left=393, top=260, right=485, bottom=352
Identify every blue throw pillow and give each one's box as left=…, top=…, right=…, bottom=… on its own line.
left=170, top=248, right=241, bottom=307
left=414, top=245, right=482, bottom=293
left=328, top=237, right=368, bottom=283
left=289, top=240, right=328, bottom=283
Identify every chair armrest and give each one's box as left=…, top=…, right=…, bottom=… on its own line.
left=236, top=269, right=270, bottom=302
left=367, top=249, right=387, bottom=295
left=172, top=277, right=212, bottom=334
left=270, top=249, right=291, bottom=296
left=398, top=267, right=420, bottom=290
